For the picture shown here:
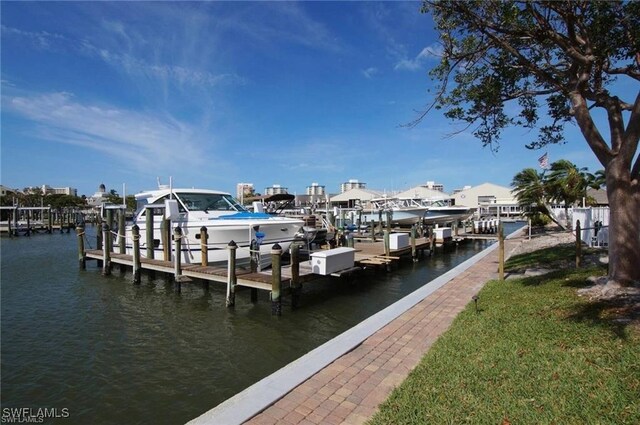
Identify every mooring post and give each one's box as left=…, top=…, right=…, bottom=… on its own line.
left=66, top=210, right=71, bottom=233
left=370, top=219, right=376, bottom=242
left=575, top=220, right=582, bottom=268
left=162, top=219, right=170, bottom=261
left=429, top=230, right=435, bottom=255
left=102, top=223, right=111, bottom=276
left=411, top=225, right=417, bottom=262
left=271, top=243, right=282, bottom=316
left=498, top=221, right=505, bottom=280
left=59, top=210, right=64, bottom=234
left=528, top=217, right=532, bottom=241
left=200, top=226, right=208, bottom=267
left=12, top=208, right=19, bottom=237
left=47, top=208, right=52, bottom=234
left=26, top=212, right=31, bottom=237
left=7, top=210, right=12, bottom=238
left=132, top=224, right=141, bottom=284
left=173, top=227, right=182, bottom=284
left=226, top=240, right=237, bottom=307
left=118, top=210, right=126, bottom=253
left=76, top=226, right=86, bottom=270
left=249, top=239, right=259, bottom=302
left=106, top=209, right=113, bottom=239
left=142, top=211, right=153, bottom=260
left=384, top=228, right=390, bottom=257
left=291, top=243, right=301, bottom=309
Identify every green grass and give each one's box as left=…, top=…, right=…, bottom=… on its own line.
left=368, top=263, right=639, bottom=425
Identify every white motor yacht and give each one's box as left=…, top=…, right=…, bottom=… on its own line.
left=125, top=187, right=304, bottom=269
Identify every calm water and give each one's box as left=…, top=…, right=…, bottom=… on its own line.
left=1, top=226, right=516, bottom=424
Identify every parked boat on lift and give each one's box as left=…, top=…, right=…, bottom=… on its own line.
left=125, top=187, right=304, bottom=269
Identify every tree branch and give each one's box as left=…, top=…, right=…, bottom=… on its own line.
left=623, top=91, right=640, bottom=179
left=570, top=91, right=612, bottom=167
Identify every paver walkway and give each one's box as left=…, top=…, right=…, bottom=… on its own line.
left=244, top=236, right=522, bottom=425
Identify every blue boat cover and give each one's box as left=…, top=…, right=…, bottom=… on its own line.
left=215, top=212, right=273, bottom=220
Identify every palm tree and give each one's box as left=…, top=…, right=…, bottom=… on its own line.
left=545, top=160, right=588, bottom=228
left=511, top=167, right=567, bottom=229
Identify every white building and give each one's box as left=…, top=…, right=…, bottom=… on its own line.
left=236, top=183, right=254, bottom=200
left=340, top=179, right=366, bottom=193
left=422, top=181, right=444, bottom=192
left=396, top=185, right=449, bottom=201
left=264, top=184, right=288, bottom=196
left=40, top=185, right=77, bottom=196
left=87, top=183, right=109, bottom=207
left=330, top=188, right=382, bottom=208
left=306, top=182, right=325, bottom=196
left=452, top=182, right=522, bottom=217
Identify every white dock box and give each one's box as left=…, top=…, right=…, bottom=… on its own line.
left=389, top=233, right=409, bottom=250
left=434, top=227, right=452, bottom=243
left=310, top=247, right=356, bottom=275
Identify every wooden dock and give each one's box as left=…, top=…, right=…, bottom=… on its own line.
left=76, top=224, right=458, bottom=314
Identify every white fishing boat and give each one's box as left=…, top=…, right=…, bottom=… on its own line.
left=360, top=196, right=429, bottom=226
left=125, top=187, right=304, bottom=269
left=422, top=199, right=475, bottom=225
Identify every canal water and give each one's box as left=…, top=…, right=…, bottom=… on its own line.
left=1, top=225, right=518, bottom=424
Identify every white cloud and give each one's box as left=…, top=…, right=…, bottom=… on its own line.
left=1, top=24, right=66, bottom=49
left=79, top=41, right=245, bottom=88
left=6, top=91, right=206, bottom=170
left=362, top=67, right=379, bottom=79
left=394, top=43, right=443, bottom=71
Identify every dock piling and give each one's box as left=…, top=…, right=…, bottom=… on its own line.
left=291, top=243, right=301, bottom=309
left=200, top=226, right=208, bottom=267
left=162, top=219, right=170, bottom=262
left=76, top=226, right=86, bottom=270
left=145, top=210, right=155, bottom=259
left=132, top=225, right=141, bottom=284
left=102, top=223, right=111, bottom=276
left=226, top=241, right=237, bottom=307
left=271, top=243, right=283, bottom=316
left=411, top=225, right=417, bottom=262
left=118, top=210, right=126, bottom=272
left=173, top=227, right=182, bottom=285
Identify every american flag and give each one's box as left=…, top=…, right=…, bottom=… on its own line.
left=538, top=152, right=549, bottom=169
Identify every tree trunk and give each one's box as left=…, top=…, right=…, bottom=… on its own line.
left=605, top=159, right=640, bottom=286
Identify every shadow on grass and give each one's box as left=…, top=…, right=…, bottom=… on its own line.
left=564, top=298, right=639, bottom=340
left=505, top=244, right=577, bottom=273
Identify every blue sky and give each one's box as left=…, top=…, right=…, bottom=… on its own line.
left=1, top=1, right=610, bottom=198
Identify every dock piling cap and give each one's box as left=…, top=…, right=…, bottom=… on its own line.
left=271, top=243, right=282, bottom=253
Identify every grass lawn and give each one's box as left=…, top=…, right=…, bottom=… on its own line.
left=368, top=247, right=639, bottom=424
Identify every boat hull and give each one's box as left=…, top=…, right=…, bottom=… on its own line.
left=125, top=216, right=303, bottom=269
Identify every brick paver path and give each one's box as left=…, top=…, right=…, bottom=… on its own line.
left=245, top=237, right=521, bottom=424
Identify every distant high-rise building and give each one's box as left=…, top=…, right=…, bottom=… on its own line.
left=306, top=182, right=325, bottom=196
left=264, top=184, right=288, bottom=196
left=340, top=179, right=366, bottom=193
left=236, top=183, right=254, bottom=200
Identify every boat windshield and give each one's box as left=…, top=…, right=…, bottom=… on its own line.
left=175, top=192, right=247, bottom=212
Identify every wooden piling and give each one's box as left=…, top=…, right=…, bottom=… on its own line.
left=384, top=229, right=390, bottom=257
left=47, top=208, right=52, bottom=234
left=575, top=220, right=582, bottom=268
left=291, top=243, right=301, bottom=309
left=226, top=241, right=237, bottom=307
left=118, top=210, right=126, bottom=253
left=271, top=243, right=282, bottom=316
left=7, top=210, right=12, bottom=238
left=143, top=211, right=154, bottom=261
left=161, top=218, right=171, bottom=261
left=26, top=212, right=31, bottom=237
left=411, top=225, right=417, bottom=262
left=76, top=226, right=86, bottom=269
left=200, top=226, right=208, bottom=267
left=498, top=221, right=505, bottom=280
left=102, top=223, right=111, bottom=276
left=132, top=224, right=141, bottom=284
left=173, top=227, right=182, bottom=283
left=250, top=239, right=259, bottom=302
left=370, top=220, right=376, bottom=242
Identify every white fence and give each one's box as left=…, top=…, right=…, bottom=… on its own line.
left=572, top=207, right=609, bottom=248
